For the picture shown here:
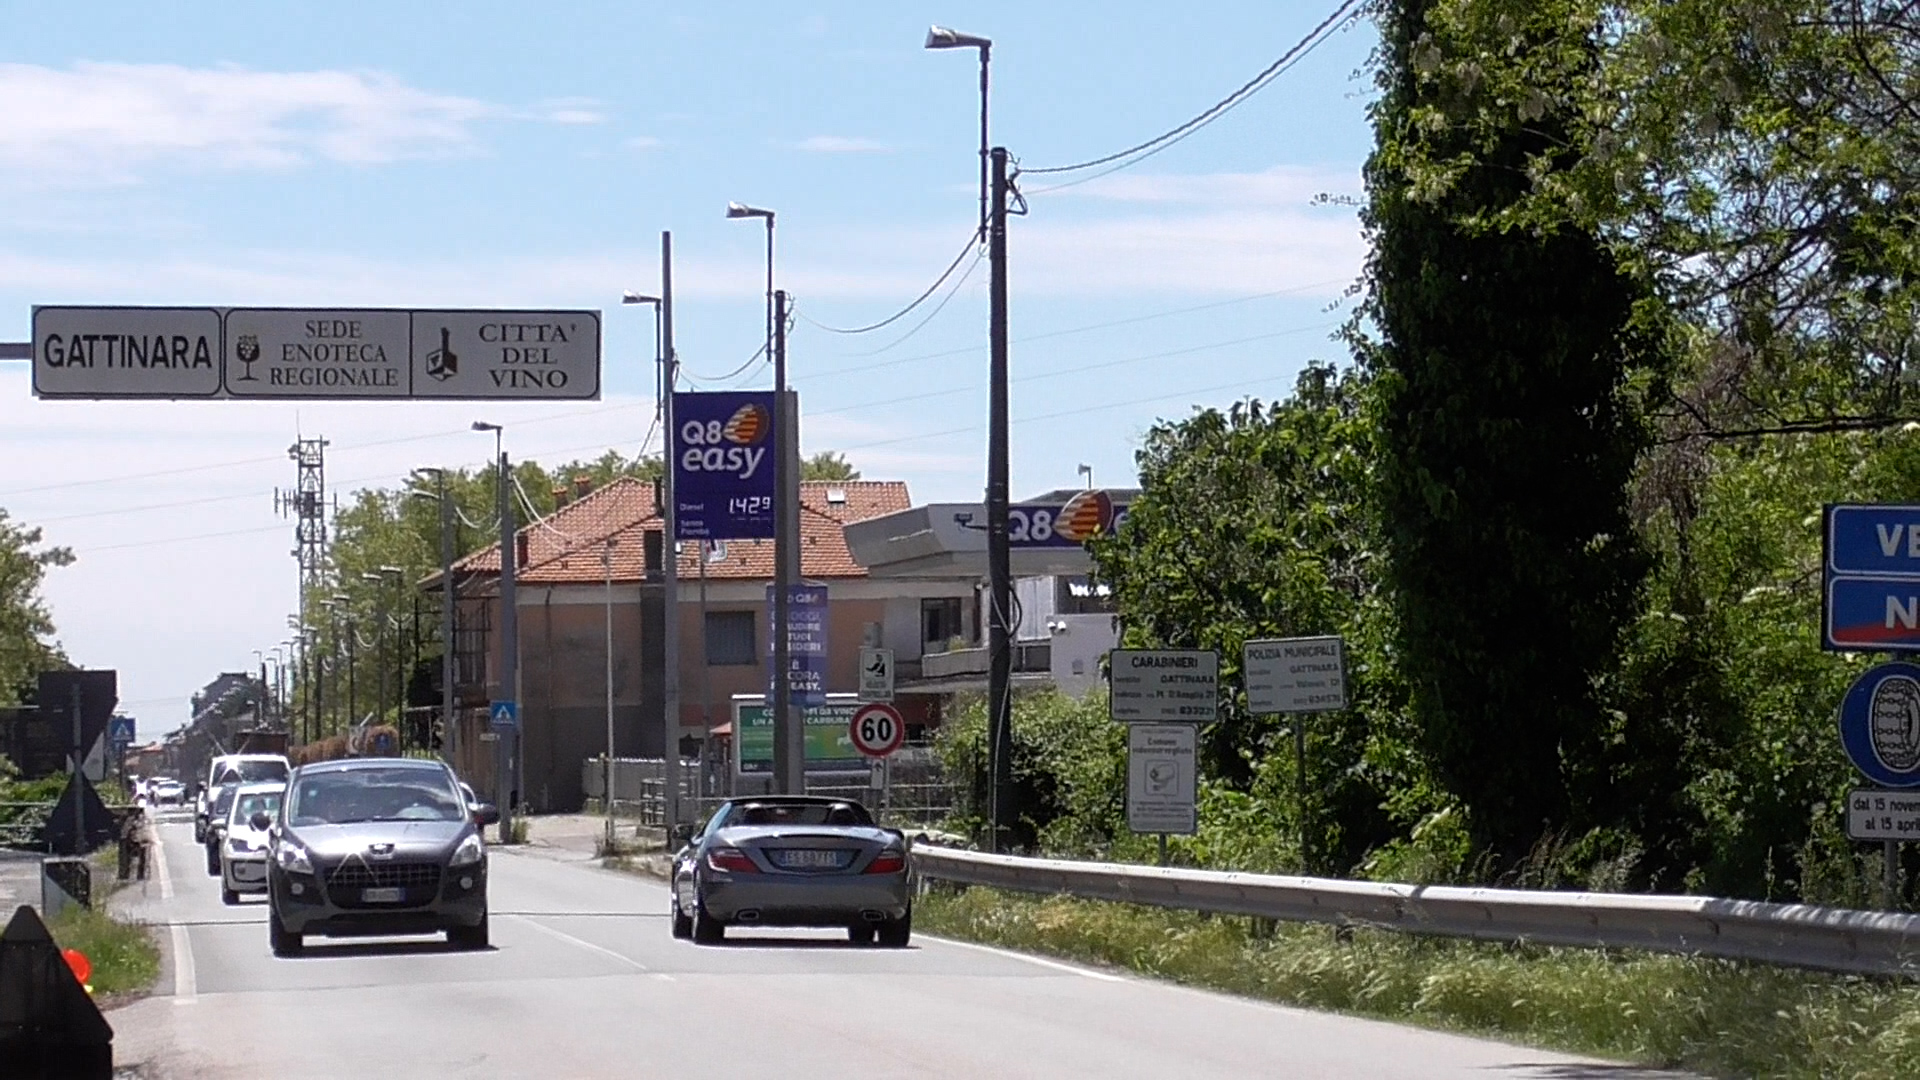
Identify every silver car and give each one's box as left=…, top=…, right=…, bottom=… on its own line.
left=263, top=758, right=498, bottom=956
left=670, top=796, right=912, bottom=946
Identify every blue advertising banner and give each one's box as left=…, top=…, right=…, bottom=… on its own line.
left=672, top=391, right=776, bottom=540
left=1009, top=489, right=1131, bottom=548
left=768, top=583, right=828, bottom=708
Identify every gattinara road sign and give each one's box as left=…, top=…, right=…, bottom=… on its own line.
left=1244, top=636, right=1348, bottom=715
left=1109, top=649, right=1218, bottom=723
left=31, top=306, right=601, bottom=400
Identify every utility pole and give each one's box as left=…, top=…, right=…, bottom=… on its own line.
left=498, top=448, right=518, bottom=838
left=772, top=288, right=801, bottom=796
left=661, top=230, right=683, bottom=837
left=70, top=680, right=84, bottom=851
left=439, top=471, right=457, bottom=767
left=986, top=146, right=1014, bottom=854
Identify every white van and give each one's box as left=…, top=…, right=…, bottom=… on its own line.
left=194, top=753, right=290, bottom=843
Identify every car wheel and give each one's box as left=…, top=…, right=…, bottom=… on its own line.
left=268, top=907, right=303, bottom=957
left=221, top=886, right=239, bottom=906
left=691, top=896, right=725, bottom=945
left=448, top=909, right=489, bottom=950
left=205, top=846, right=220, bottom=876
left=877, top=910, right=912, bottom=948
left=847, top=924, right=876, bottom=946
left=670, top=897, right=692, bottom=939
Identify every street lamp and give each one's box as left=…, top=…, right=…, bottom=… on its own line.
left=1078, top=463, right=1094, bottom=490
left=625, top=254, right=683, bottom=838
left=728, top=200, right=800, bottom=795
left=928, top=21, right=1011, bottom=852
left=725, top=202, right=776, bottom=367
left=925, top=25, right=992, bottom=236
left=473, top=420, right=517, bottom=839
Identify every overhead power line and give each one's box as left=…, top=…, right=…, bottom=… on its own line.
left=799, top=230, right=984, bottom=336
left=1020, top=0, right=1363, bottom=185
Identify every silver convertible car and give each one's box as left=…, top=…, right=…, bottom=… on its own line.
left=670, top=796, right=912, bottom=946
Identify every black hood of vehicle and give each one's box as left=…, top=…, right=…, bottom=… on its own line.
left=286, top=820, right=468, bottom=860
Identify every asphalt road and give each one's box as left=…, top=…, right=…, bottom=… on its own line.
left=105, top=812, right=1684, bottom=1080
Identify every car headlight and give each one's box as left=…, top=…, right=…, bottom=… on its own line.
left=275, top=840, right=313, bottom=875
left=449, top=833, right=485, bottom=868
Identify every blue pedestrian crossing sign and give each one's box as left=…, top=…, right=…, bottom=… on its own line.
left=108, top=715, right=135, bottom=745
left=489, top=700, right=519, bottom=732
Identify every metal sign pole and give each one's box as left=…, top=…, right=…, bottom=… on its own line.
left=70, top=682, right=84, bottom=853
left=1296, top=717, right=1308, bottom=875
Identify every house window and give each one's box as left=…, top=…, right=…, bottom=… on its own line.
left=705, top=611, right=757, bottom=666
left=922, top=597, right=964, bottom=652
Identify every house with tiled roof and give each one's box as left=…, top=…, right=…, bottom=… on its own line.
left=423, top=475, right=978, bottom=812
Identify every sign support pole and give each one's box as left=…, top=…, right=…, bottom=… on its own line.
left=70, top=681, right=84, bottom=853
left=772, top=288, right=797, bottom=796
left=1157, top=833, right=1168, bottom=868
left=1887, top=839, right=1900, bottom=908
left=1296, top=717, right=1308, bottom=875
left=497, top=445, right=517, bottom=842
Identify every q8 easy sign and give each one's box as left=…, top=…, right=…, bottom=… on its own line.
left=672, top=391, right=777, bottom=540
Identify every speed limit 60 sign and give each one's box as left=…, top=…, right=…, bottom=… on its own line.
left=849, top=702, right=905, bottom=758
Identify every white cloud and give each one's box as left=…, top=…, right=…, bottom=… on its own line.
left=793, top=135, right=890, bottom=153
left=0, top=62, right=597, bottom=184
left=624, top=135, right=664, bottom=150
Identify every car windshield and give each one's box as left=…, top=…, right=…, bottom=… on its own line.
left=231, top=760, right=289, bottom=783
left=286, top=767, right=465, bottom=827
left=724, top=801, right=872, bottom=828
left=211, top=785, right=238, bottom=815
left=231, top=791, right=282, bottom=825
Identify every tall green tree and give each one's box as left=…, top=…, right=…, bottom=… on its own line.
left=801, top=451, right=861, bottom=481
left=1359, top=0, right=1669, bottom=865
left=0, top=508, right=72, bottom=705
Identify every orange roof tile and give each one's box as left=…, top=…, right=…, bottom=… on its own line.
left=449, top=479, right=910, bottom=586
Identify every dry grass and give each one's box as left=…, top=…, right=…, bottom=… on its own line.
left=917, top=886, right=1920, bottom=1080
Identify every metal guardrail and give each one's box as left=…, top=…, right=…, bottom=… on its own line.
left=909, top=846, right=1920, bottom=978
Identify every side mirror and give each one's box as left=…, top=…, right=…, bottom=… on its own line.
left=250, top=811, right=272, bottom=831
left=475, top=804, right=501, bottom=827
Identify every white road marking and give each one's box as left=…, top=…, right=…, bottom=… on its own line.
left=152, top=836, right=198, bottom=1002
left=922, top=933, right=1127, bottom=982
left=513, top=916, right=650, bottom=972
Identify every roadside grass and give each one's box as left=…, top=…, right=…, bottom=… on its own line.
left=916, top=886, right=1920, bottom=1080
left=45, top=902, right=159, bottom=998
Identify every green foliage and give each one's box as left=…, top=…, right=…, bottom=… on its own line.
left=1358, top=0, right=1670, bottom=865
left=921, top=887, right=1920, bottom=1080
left=934, top=689, right=1126, bottom=854
left=46, top=903, right=159, bottom=997
left=0, top=508, right=72, bottom=706
left=801, top=451, right=860, bottom=481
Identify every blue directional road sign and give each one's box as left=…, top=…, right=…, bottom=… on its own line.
left=1839, top=662, right=1920, bottom=787
left=1823, top=504, right=1920, bottom=651
left=108, top=716, right=135, bottom=745
left=488, top=700, right=519, bottom=732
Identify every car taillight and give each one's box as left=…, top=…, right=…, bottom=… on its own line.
left=864, top=851, right=906, bottom=875
left=706, top=848, right=759, bottom=874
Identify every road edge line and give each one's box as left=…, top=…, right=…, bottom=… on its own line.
left=920, top=932, right=1126, bottom=982
left=512, top=915, right=650, bottom=972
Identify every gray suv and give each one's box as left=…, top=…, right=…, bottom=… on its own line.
left=262, top=758, right=498, bottom=956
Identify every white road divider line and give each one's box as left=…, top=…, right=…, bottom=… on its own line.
left=152, top=836, right=198, bottom=1002
left=922, top=934, right=1126, bottom=982
left=513, top=916, right=650, bottom=972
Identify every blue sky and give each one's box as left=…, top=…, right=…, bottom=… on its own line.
left=0, top=1, right=1377, bottom=729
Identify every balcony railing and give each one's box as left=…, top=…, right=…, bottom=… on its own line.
left=919, top=641, right=1051, bottom=680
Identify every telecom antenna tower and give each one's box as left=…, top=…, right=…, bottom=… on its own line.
left=277, top=436, right=332, bottom=585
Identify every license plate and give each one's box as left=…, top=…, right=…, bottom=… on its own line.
left=773, top=849, right=843, bottom=869
left=361, top=887, right=404, bottom=903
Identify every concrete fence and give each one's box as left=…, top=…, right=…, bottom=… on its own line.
left=909, top=846, right=1920, bottom=978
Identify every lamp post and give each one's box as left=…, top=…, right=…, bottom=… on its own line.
left=928, top=23, right=1012, bottom=853
left=728, top=202, right=800, bottom=797
left=925, top=25, right=992, bottom=237
left=473, top=421, right=516, bottom=839
left=410, top=470, right=458, bottom=764
left=622, top=282, right=680, bottom=837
